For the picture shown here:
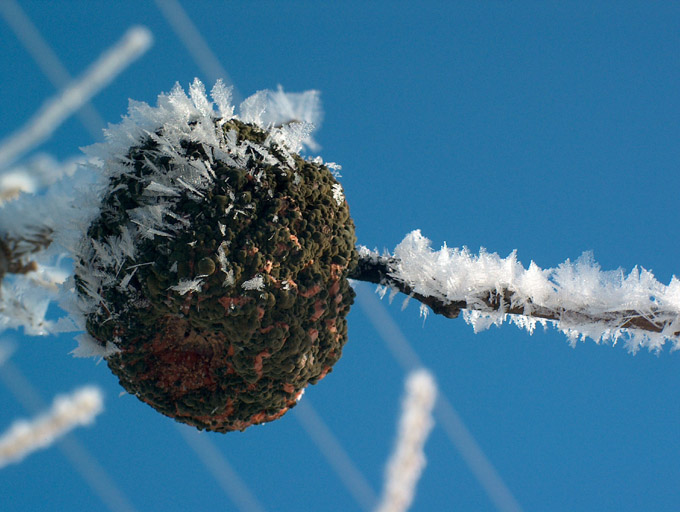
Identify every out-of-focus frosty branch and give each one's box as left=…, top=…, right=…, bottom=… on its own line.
left=153, top=0, right=241, bottom=104
left=0, top=25, right=152, bottom=169
left=0, top=386, right=103, bottom=468
left=350, top=230, right=680, bottom=353
left=375, top=369, right=437, bottom=512
left=0, top=0, right=106, bottom=136
left=295, top=399, right=378, bottom=512
left=356, top=286, right=524, bottom=512
left=0, top=229, right=52, bottom=280
left=0, top=163, right=79, bottom=335
left=0, top=356, right=136, bottom=511
left=0, top=155, right=81, bottom=206
left=0, top=229, right=68, bottom=335
left=176, top=426, right=267, bottom=512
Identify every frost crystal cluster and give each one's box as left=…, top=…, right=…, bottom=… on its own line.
left=73, top=80, right=357, bottom=432
left=387, top=230, right=680, bottom=352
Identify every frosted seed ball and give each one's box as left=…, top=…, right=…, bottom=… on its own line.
left=75, top=117, right=357, bottom=433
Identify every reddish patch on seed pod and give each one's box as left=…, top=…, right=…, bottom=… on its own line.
left=328, top=279, right=341, bottom=297
left=317, top=365, right=332, bottom=381
left=218, top=296, right=250, bottom=311
left=311, top=300, right=325, bottom=321
left=253, top=350, right=271, bottom=378
left=299, top=284, right=322, bottom=298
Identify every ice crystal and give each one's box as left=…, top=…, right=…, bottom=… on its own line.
left=391, top=230, right=680, bottom=352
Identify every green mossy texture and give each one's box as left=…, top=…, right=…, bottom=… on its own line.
left=77, top=120, right=357, bottom=432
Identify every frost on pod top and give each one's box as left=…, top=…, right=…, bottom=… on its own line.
left=72, top=80, right=357, bottom=432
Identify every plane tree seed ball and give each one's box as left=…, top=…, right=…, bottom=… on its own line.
left=73, top=85, right=357, bottom=432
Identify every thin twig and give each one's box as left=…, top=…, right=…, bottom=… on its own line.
left=348, top=254, right=677, bottom=336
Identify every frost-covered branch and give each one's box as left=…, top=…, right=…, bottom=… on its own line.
left=0, top=227, right=65, bottom=335
left=0, top=386, right=104, bottom=468
left=375, top=369, right=437, bottom=512
left=0, top=228, right=53, bottom=280
left=351, top=230, right=680, bottom=352
left=0, top=25, right=152, bottom=169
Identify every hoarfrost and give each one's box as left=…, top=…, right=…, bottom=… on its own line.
left=71, top=333, right=120, bottom=358
left=0, top=279, right=54, bottom=336
left=169, top=278, right=204, bottom=295
left=216, top=241, right=234, bottom=287
left=0, top=386, right=104, bottom=468
left=143, top=181, right=180, bottom=197
left=210, top=80, right=234, bottom=119
left=332, top=183, right=344, bottom=205
left=325, top=161, right=342, bottom=178
left=242, top=275, right=265, bottom=291
left=375, top=369, right=437, bottom=512
left=239, top=85, right=322, bottom=152
left=390, top=230, right=680, bottom=352
left=222, top=270, right=235, bottom=287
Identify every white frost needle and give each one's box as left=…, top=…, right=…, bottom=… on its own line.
left=375, top=369, right=437, bottom=512
left=389, top=230, right=680, bottom=352
left=0, top=386, right=104, bottom=469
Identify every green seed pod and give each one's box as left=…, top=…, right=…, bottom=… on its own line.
left=74, top=82, right=357, bottom=433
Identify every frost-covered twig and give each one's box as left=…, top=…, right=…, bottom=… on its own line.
left=0, top=155, right=82, bottom=206
left=355, top=288, right=523, bottom=512
left=0, top=156, right=89, bottom=336
left=295, top=399, right=378, bottom=511
left=0, top=0, right=106, bottom=136
left=0, top=386, right=103, bottom=468
left=0, top=227, right=63, bottom=335
left=176, top=425, right=266, bottom=512
left=153, top=0, right=238, bottom=102
left=351, top=230, right=680, bottom=352
left=375, top=369, right=437, bottom=512
left=0, top=228, right=53, bottom=281
left=0, top=25, right=152, bottom=169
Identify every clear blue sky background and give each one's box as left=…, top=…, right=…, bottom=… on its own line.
left=1, top=2, right=679, bottom=511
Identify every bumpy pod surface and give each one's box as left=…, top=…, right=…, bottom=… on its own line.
left=74, top=83, right=356, bottom=432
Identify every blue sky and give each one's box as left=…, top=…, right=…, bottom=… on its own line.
left=1, top=2, right=679, bottom=511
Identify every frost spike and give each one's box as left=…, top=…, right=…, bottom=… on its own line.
left=350, top=231, right=680, bottom=352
